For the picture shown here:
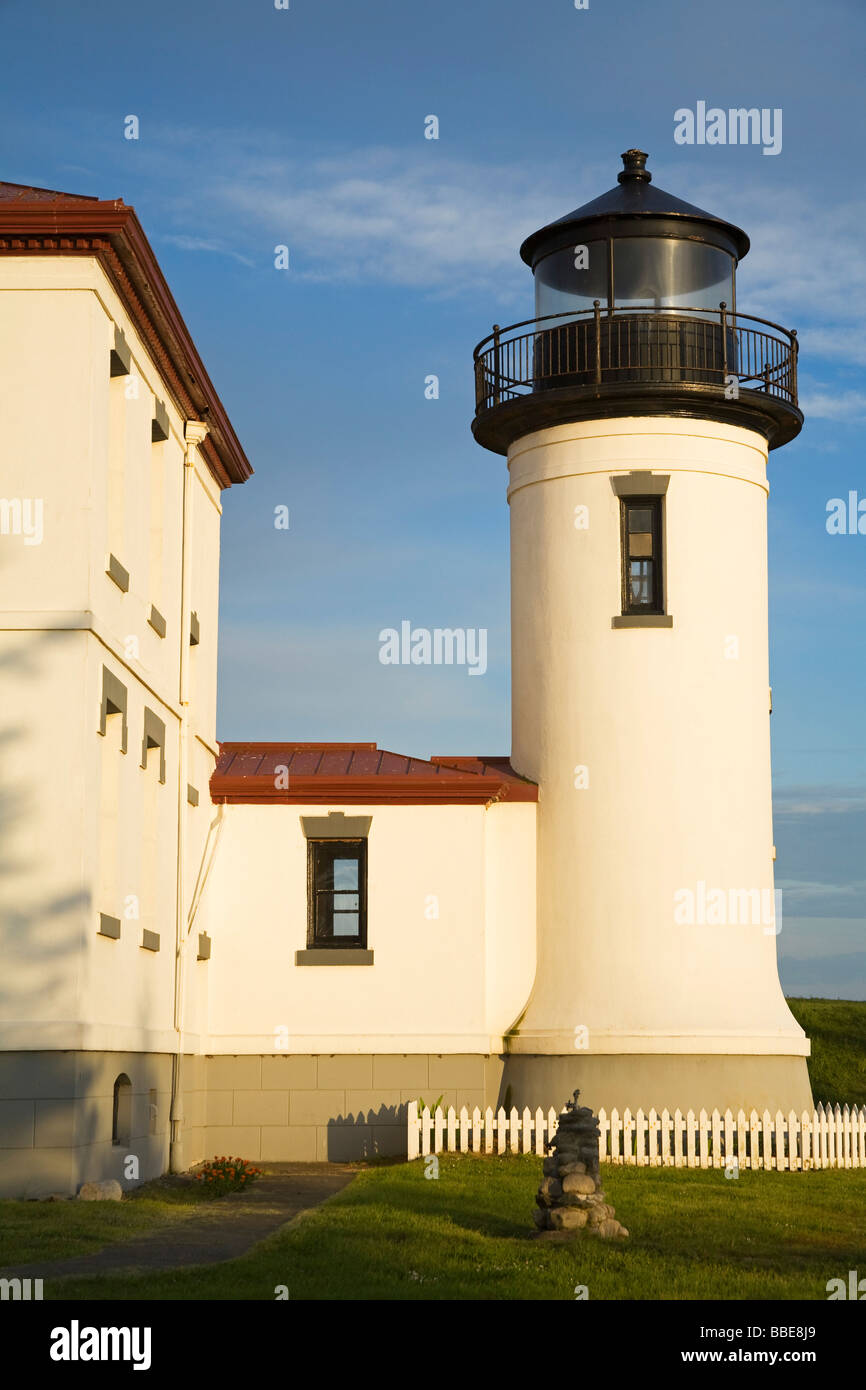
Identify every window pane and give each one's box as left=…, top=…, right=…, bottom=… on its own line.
left=627, top=507, right=653, bottom=533
left=333, top=913, right=359, bottom=937
left=333, top=858, right=358, bottom=889
left=534, top=240, right=608, bottom=320
left=334, top=893, right=360, bottom=911
left=613, top=238, right=733, bottom=311
left=629, top=559, right=653, bottom=603
left=629, top=532, right=653, bottom=558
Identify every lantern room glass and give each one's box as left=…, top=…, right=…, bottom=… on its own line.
left=534, top=241, right=607, bottom=319
left=613, top=238, right=734, bottom=312
left=534, top=236, right=735, bottom=321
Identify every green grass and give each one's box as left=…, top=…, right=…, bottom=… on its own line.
left=789, top=997, right=866, bottom=1107
left=38, top=1154, right=866, bottom=1301
left=0, top=1177, right=209, bottom=1267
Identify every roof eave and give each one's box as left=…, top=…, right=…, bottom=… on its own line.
left=209, top=775, right=538, bottom=806
left=0, top=198, right=252, bottom=488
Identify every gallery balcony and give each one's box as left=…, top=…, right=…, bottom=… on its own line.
left=471, top=302, right=803, bottom=454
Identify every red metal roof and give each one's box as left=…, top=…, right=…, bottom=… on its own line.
left=0, top=181, right=100, bottom=204
left=211, top=742, right=538, bottom=806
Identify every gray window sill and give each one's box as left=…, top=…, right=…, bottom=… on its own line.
left=611, top=615, right=673, bottom=629
left=295, top=949, right=374, bottom=966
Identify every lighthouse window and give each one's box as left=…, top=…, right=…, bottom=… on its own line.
left=612, top=238, right=734, bottom=313
left=622, top=498, right=663, bottom=614
left=534, top=240, right=608, bottom=320
left=307, top=839, right=368, bottom=948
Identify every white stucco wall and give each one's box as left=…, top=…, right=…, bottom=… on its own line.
left=0, top=255, right=222, bottom=1057
left=506, top=416, right=808, bottom=1060
left=201, top=800, right=537, bottom=1054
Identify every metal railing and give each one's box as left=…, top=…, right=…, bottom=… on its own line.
left=473, top=303, right=798, bottom=414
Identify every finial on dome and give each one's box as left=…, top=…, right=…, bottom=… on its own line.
left=618, top=149, right=651, bottom=184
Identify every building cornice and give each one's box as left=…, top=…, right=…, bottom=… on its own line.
left=0, top=198, right=251, bottom=489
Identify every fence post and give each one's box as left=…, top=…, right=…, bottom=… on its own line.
left=593, top=299, right=602, bottom=384
left=719, top=301, right=728, bottom=384
left=790, top=328, right=798, bottom=403
left=492, top=324, right=501, bottom=407
left=433, top=1106, right=447, bottom=1150
left=407, top=1100, right=419, bottom=1160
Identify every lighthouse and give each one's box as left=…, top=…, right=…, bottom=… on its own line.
left=472, top=150, right=812, bottom=1114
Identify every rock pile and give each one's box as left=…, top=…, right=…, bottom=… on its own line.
left=533, top=1090, right=628, bottom=1238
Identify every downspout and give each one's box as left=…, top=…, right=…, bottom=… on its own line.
left=169, top=420, right=208, bottom=1173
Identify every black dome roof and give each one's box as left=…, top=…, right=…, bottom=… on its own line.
left=520, top=149, right=750, bottom=266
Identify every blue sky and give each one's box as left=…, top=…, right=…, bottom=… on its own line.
left=2, top=0, right=864, bottom=996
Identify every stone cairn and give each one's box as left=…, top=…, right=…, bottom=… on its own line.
left=533, top=1090, right=628, bottom=1238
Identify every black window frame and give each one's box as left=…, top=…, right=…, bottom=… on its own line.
left=621, top=495, right=664, bottom=616
left=306, top=838, right=368, bottom=949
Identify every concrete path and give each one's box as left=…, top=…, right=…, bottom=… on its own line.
left=2, top=1164, right=357, bottom=1280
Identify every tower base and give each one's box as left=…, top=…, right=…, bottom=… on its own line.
left=501, top=1053, right=813, bottom=1116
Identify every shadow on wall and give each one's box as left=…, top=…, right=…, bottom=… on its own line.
left=0, top=630, right=167, bottom=1196
left=326, top=1104, right=409, bottom=1161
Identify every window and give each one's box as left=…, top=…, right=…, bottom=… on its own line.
left=112, top=1073, right=132, bottom=1146
left=307, top=839, right=367, bottom=949
left=621, top=496, right=664, bottom=615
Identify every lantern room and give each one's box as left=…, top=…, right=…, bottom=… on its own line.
left=523, top=148, right=744, bottom=319
left=472, top=149, right=802, bottom=455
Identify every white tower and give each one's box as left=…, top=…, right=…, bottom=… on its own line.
left=472, top=151, right=811, bottom=1113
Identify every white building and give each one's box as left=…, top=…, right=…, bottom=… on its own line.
left=0, top=153, right=811, bottom=1196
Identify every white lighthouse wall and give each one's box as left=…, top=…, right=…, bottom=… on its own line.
left=505, top=416, right=809, bottom=1112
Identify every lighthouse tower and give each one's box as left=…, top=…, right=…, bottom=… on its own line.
left=473, top=150, right=811, bottom=1114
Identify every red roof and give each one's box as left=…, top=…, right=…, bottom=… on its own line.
left=0, top=180, right=251, bottom=489
left=0, top=181, right=100, bottom=204
left=211, top=743, right=538, bottom=806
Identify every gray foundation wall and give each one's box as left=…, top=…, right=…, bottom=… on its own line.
left=200, top=1053, right=506, bottom=1163
left=0, top=1047, right=815, bottom=1196
left=0, top=1050, right=184, bottom=1198
left=0, top=1051, right=506, bottom=1192
left=501, top=1053, right=814, bottom=1116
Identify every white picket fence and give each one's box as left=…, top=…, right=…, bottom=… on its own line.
left=407, top=1101, right=866, bottom=1170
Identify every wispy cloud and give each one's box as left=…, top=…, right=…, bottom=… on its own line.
left=797, top=387, right=866, bottom=422
left=775, top=786, right=866, bottom=814
left=160, top=233, right=255, bottom=268
left=203, top=148, right=555, bottom=300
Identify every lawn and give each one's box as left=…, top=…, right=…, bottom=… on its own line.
left=31, top=1154, right=866, bottom=1301
left=0, top=1177, right=206, bottom=1268
left=788, top=997, right=866, bottom=1107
